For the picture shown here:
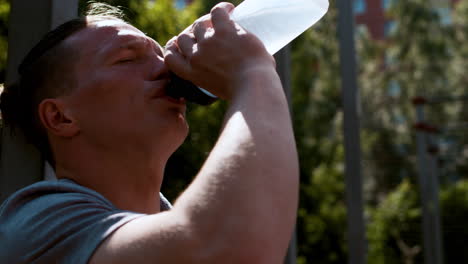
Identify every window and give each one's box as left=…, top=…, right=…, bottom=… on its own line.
left=384, top=21, right=397, bottom=36
left=436, top=7, right=452, bottom=25
left=387, top=80, right=401, bottom=97
left=382, top=0, right=394, bottom=10
left=353, top=0, right=366, bottom=15
left=175, top=0, right=186, bottom=9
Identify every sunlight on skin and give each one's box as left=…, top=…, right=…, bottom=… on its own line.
left=91, top=19, right=165, bottom=54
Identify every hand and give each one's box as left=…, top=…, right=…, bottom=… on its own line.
left=164, top=2, right=276, bottom=100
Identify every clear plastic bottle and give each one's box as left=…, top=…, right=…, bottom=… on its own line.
left=168, top=0, right=329, bottom=104
left=231, top=0, right=329, bottom=55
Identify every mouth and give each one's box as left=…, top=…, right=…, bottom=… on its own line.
left=164, top=73, right=189, bottom=101
left=150, top=78, right=185, bottom=100
left=166, top=73, right=218, bottom=106
left=162, top=95, right=187, bottom=105
left=148, top=79, right=187, bottom=111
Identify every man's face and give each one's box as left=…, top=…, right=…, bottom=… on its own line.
left=62, top=19, right=188, bottom=155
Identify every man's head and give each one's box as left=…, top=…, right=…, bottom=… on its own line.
left=0, top=4, right=188, bottom=169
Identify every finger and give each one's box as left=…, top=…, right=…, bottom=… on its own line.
left=211, top=2, right=235, bottom=15
left=179, top=14, right=211, bottom=36
left=164, top=37, right=191, bottom=78
left=177, top=33, right=196, bottom=58
left=211, top=3, right=236, bottom=33
left=194, top=14, right=212, bottom=27
left=193, top=19, right=209, bottom=41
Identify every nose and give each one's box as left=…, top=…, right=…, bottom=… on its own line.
left=148, top=53, right=170, bottom=81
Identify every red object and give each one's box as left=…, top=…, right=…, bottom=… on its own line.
left=412, top=96, right=427, bottom=105
left=413, top=122, right=439, bottom=133
left=355, top=0, right=387, bottom=40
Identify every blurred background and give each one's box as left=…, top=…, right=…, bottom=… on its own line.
left=1, top=0, right=468, bottom=263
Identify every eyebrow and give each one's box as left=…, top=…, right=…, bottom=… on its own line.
left=118, top=37, right=163, bottom=56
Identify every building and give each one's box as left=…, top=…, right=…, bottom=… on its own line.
left=353, top=0, right=461, bottom=40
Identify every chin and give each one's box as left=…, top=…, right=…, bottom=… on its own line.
left=171, top=122, right=189, bottom=149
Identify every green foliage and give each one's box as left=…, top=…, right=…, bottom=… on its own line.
left=362, top=1, right=468, bottom=263
left=195, top=0, right=242, bottom=15
left=368, top=179, right=468, bottom=264
left=0, top=0, right=9, bottom=83
left=358, top=0, right=453, bottom=202
left=440, top=180, right=468, bottom=262
left=129, top=0, right=200, bottom=44
left=297, top=153, right=348, bottom=264
left=448, top=0, right=468, bottom=177
left=79, top=0, right=200, bottom=45
left=79, top=0, right=134, bottom=17
left=367, top=179, right=422, bottom=264
left=289, top=1, right=350, bottom=262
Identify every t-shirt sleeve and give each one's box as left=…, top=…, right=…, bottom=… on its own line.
left=0, top=180, right=145, bottom=264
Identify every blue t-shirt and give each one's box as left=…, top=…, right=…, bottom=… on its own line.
left=0, top=179, right=172, bottom=264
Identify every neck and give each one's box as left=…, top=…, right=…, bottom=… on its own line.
left=55, top=146, right=167, bottom=214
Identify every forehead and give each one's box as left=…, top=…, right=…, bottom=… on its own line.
left=64, top=19, right=162, bottom=58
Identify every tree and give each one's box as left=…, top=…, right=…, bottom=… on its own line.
left=368, top=178, right=468, bottom=264
left=0, top=0, right=9, bottom=83
left=447, top=0, right=468, bottom=178
left=195, top=0, right=242, bottom=14
left=129, top=0, right=200, bottom=44
left=439, top=179, right=468, bottom=262
left=363, top=1, right=468, bottom=262
left=289, top=1, right=350, bottom=262
left=357, top=0, right=454, bottom=203
left=367, top=179, right=422, bottom=264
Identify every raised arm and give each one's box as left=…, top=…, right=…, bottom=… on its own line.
left=90, top=3, right=299, bottom=264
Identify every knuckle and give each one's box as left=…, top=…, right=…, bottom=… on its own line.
left=211, top=5, right=222, bottom=13
left=177, top=33, right=191, bottom=42
left=164, top=52, right=176, bottom=62
left=193, top=20, right=202, bottom=30
left=195, top=14, right=211, bottom=24
left=197, top=37, right=208, bottom=46
left=211, top=6, right=227, bottom=18
left=214, top=27, right=230, bottom=38
left=189, top=53, right=203, bottom=67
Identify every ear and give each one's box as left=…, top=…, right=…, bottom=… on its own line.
left=38, top=98, right=80, bottom=138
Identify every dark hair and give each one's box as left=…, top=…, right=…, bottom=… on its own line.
left=0, top=3, right=125, bottom=168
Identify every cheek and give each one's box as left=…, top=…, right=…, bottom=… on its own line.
left=74, top=70, right=142, bottom=114
left=70, top=88, right=138, bottom=136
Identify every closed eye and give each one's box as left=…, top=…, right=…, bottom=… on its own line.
left=116, top=57, right=135, bottom=63
left=114, top=48, right=138, bottom=64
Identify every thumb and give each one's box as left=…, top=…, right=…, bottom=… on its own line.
left=164, top=37, right=192, bottom=80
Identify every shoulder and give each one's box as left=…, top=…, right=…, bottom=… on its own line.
left=0, top=179, right=144, bottom=264
left=2, top=179, right=112, bottom=211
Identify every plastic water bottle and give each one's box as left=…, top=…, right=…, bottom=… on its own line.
left=232, top=0, right=329, bottom=55
left=167, top=0, right=329, bottom=105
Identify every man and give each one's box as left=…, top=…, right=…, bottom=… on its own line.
left=0, top=2, right=298, bottom=263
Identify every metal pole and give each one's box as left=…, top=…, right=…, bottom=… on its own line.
left=0, top=0, right=79, bottom=202
left=337, top=0, right=366, bottom=263
left=427, top=134, right=443, bottom=264
left=414, top=104, right=443, bottom=264
left=275, top=45, right=297, bottom=264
